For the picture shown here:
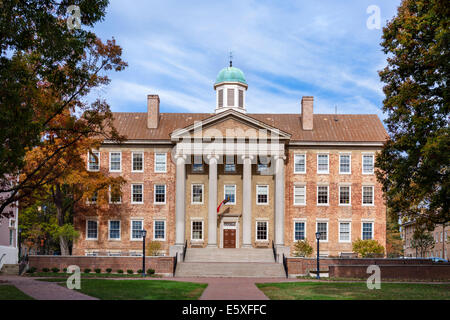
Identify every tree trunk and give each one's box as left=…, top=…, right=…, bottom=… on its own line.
left=59, top=235, right=70, bottom=256
left=54, top=184, right=70, bottom=256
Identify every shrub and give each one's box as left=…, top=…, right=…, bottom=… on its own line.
left=51, top=267, right=60, bottom=273
left=42, top=268, right=50, bottom=273
left=106, top=268, right=112, bottom=273
left=127, top=269, right=134, bottom=274
left=94, top=268, right=101, bottom=274
left=147, top=241, right=162, bottom=256
left=117, top=269, right=124, bottom=274
left=293, top=239, right=313, bottom=257
left=84, top=268, right=91, bottom=274
left=352, top=239, right=385, bottom=258
left=26, top=267, right=37, bottom=274
left=137, top=269, right=143, bottom=274
left=63, top=268, right=67, bottom=273
left=146, top=268, right=155, bottom=275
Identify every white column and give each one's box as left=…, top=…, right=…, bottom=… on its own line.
left=207, top=154, right=219, bottom=247
left=274, top=155, right=286, bottom=246
left=242, top=155, right=253, bottom=248
left=175, top=154, right=186, bottom=246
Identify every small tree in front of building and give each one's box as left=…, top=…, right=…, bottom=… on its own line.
left=293, top=239, right=313, bottom=257
left=410, top=227, right=435, bottom=258
left=147, top=241, right=162, bottom=256
left=352, top=239, right=385, bottom=258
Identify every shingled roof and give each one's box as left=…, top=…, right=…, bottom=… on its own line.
left=110, top=112, right=388, bottom=143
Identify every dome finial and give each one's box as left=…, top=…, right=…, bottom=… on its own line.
left=229, top=51, right=233, bottom=67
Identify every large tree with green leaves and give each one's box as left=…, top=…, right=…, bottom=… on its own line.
left=376, top=0, right=449, bottom=228
left=0, top=0, right=126, bottom=218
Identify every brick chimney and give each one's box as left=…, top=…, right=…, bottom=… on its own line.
left=147, top=95, right=160, bottom=129
left=301, top=96, right=314, bottom=130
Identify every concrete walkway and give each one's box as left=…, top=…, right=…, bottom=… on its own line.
left=0, top=275, right=98, bottom=300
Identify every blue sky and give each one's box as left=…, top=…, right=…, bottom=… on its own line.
left=90, top=0, right=401, bottom=120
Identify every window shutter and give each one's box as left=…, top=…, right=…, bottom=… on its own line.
left=218, top=89, right=223, bottom=108
left=239, top=90, right=243, bottom=108
left=227, top=89, right=234, bottom=106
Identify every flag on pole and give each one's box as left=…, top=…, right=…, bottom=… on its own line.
left=217, top=197, right=230, bottom=213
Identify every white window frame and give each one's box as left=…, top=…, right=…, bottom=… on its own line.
left=191, top=184, right=204, bottom=205
left=362, top=185, right=375, bottom=206
left=130, top=219, right=144, bottom=241
left=317, top=153, right=329, bottom=174
left=154, top=153, right=167, bottom=173
left=362, top=153, right=375, bottom=175
left=361, top=221, right=374, bottom=240
left=131, top=183, right=144, bottom=204
left=317, top=185, right=329, bottom=206
left=191, top=220, right=204, bottom=241
left=87, top=151, right=100, bottom=172
left=86, top=220, right=98, bottom=240
left=153, top=220, right=166, bottom=241
left=109, top=151, right=122, bottom=172
left=224, top=184, right=236, bottom=205
left=293, top=219, right=307, bottom=242
left=294, top=154, right=306, bottom=174
left=109, top=186, right=122, bottom=204
left=339, top=153, right=351, bottom=174
left=131, top=151, right=144, bottom=173
left=339, top=221, right=352, bottom=243
left=108, top=220, right=121, bottom=241
left=256, top=185, right=269, bottom=205
left=154, top=184, right=166, bottom=205
left=293, top=185, right=306, bottom=206
left=338, top=185, right=351, bottom=206
left=316, top=221, right=328, bottom=242
left=255, top=220, right=269, bottom=242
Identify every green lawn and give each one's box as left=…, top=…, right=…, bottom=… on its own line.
left=39, top=278, right=207, bottom=300
left=256, top=282, right=450, bottom=300
left=0, top=285, right=34, bottom=300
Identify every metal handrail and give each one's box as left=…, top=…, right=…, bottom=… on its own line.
left=182, top=240, right=188, bottom=262
left=282, top=253, right=288, bottom=278
left=173, top=252, right=178, bottom=276
left=0, top=253, right=6, bottom=269
left=272, top=240, right=277, bottom=262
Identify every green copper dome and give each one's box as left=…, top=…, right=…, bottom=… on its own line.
left=215, top=66, right=247, bottom=86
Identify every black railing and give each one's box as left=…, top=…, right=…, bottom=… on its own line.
left=282, top=253, right=288, bottom=278
left=272, top=240, right=277, bottom=262
left=183, top=240, right=187, bottom=262
left=173, top=251, right=178, bottom=276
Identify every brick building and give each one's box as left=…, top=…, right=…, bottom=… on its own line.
left=402, top=222, right=449, bottom=259
left=73, top=64, right=388, bottom=258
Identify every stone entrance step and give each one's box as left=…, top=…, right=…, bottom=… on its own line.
left=0, top=264, right=19, bottom=275
left=175, top=262, right=286, bottom=278
left=184, top=248, right=275, bottom=263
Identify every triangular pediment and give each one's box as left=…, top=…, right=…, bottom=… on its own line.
left=171, top=109, right=291, bottom=141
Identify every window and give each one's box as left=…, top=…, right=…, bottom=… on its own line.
left=191, top=184, right=204, bottom=204
left=256, top=221, right=268, bottom=241
left=363, top=154, right=374, bottom=174
left=218, top=89, right=223, bottom=108
left=339, top=222, right=351, bottom=242
left=317, top=222, right=328, bottom=241
left=109, top=185, right=121, bottom=204
left=339, top=154, right=351, bottom=174
left=131, top=184, right=143, bottom=204
left=131, top=220, right=143, bottom=240
left=109, top=152, right=121, bottom=172
left=294, top=154, right=306, bottom=173
left=132, top=152, right=144, bottom=172
left=294, top=221, right=306, bottom=241
left=88, top=151, right=100, bottom=171
left=154, top=220, right=166, bottom=240
left=257, top=163, right=269, bottom=172
left=192, top=164, right=204, bottom=173
left=317, top=186, right=329, bottom=205
left=238, top=90, right=244, bottom=108
left=191, top=221, right=203, bottom=240
left=109, top=220, right=120, bottom=240
left=293, top=185, right=306, bottom=205
left=224, top=185, right=236, bottom=204
left=9, top=229, right=14, bottom=246
left=317, top=154, right=329, bottom=174
left=362, top=186, right=374, bottom=205
left=154, top=153, right=167, bottom=173
left=256, top=185, right=269, bottom=204
left=227, top=88, right=234, bottom=106
left=154, top=185, right=166, bottom=204
left=339, top=186, right=351, bottom=205
left=88, top=191, right=98, bottom=204
left=362, top=222, right=373, bottom=240
left=86, top=220, right=98, bottom=240
left=224, top=157, right=236, bottom=172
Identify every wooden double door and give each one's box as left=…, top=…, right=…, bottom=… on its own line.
left=223, top=229, right=236, bottom=248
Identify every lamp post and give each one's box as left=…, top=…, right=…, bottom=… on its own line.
left=18, top=227, right=22, bottom=262
left=315, top=231, right=321, bottom=280
left=141, top=229, right=147, bottom=277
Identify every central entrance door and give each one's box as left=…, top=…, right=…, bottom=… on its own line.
left=223, top=222, right=237, bottom=248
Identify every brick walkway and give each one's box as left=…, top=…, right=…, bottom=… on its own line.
left=0, top=275, right=98, bottom=300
